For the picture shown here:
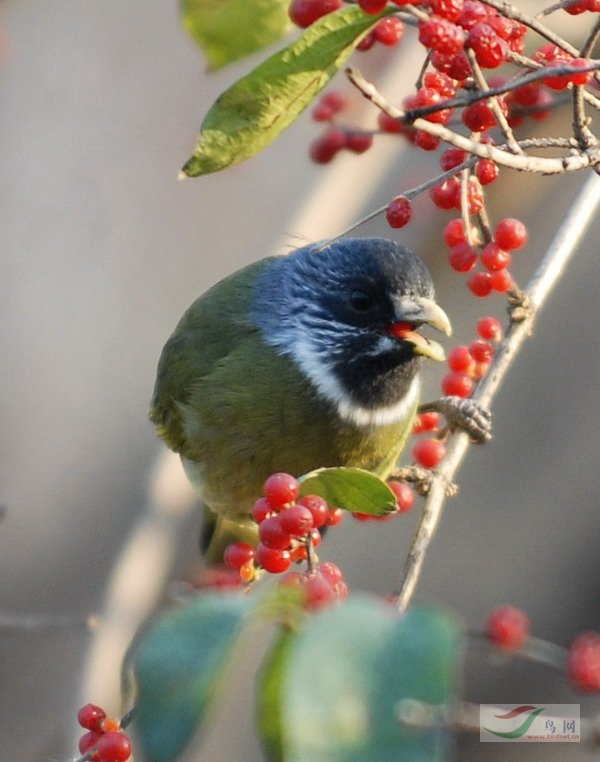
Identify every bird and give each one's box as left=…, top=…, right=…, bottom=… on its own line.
left=150, top=237, right=460, bottom=562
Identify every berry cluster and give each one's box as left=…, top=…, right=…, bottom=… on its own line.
left=409, top=315, right=502, bottom=469
left=280, top=560, right=349, bottom=610
left=223, top=473, right=342, bottom=578
left=309, top=91, right=375, bottom=163
left=77, top=704, right=131, bottom=762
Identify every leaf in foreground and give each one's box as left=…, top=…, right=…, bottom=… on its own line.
left=181, top=0, right=292, bottom=70
left=181, top=6, right=391, bottom=176
left=276, top=599, right=461, bottom=761
left=133, top=594, right=250, bottom=762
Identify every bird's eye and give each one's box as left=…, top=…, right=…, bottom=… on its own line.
left=349, top=289, right=375, bottom=312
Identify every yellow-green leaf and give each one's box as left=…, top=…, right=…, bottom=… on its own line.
left=181, top=0, right=292, bottom=70
left=298, top=467, right=397, bottom=515
left=181, top=6, right=391, bottom=176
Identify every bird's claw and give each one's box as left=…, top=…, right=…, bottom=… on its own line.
left=391, top=465, right=458, bottom=497
left=419, top=396, right=492, bottom=443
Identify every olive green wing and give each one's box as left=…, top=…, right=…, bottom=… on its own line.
left=149, top=257, right=276, bottom=456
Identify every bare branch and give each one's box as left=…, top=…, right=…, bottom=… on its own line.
left=396, top=173, right=600, bottom=614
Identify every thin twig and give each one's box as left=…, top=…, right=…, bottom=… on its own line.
left=396, top=172, right=600, bottom=614
left=347, top=67, right=600, bottom=174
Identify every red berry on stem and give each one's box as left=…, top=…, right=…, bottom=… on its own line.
left=325, top=507, right=343, bottom=526
left=263, top=472, right=299, bottom=509
left=78, top=704, right=107, bottom=732
left=443, top=218, right=468, bottom=247
left=252, top=497, right=272, bottom=524
left=423, top=71, right=457, bottom=97
left=412, top=411, right=440, bottom=433
left=96, top=731, right=132, bottom=762
left=440, top=147, right=466, bottom=171
left=567, top=632, right=600, bottom=693
left=388, top=480, right=415, bottom=512
left=431, top=177, right=461, bottom=210
left=475, top=159, right=498, bottom=185
left=223, top=542, right=255, bottom=570
left=298, top=495, right=328, bottom=528
left=289, top=0, right=342, bottom=27
left=309, top=128, right=346, bottom=164
left=462, top=101, right=498, bottom=132
left=448, top=345, right=475, bottom=372
left=79, top=731, right=102, bottom=760
left=344, top=131, right=373, bottom=154
left=319, top=561, right=344, bottom=587
left=280, top=504, right=314, bottom=536
left=373, top=17, right=404, bottom=46
left=357, top=0, right=387, bottom=12
left=256, top=544, right=291, bottom=574
left=386, top=196, right=412, bottom=228
left=412, top=438, right=446, bottom=468
left=468, top=271, right=493, bottom=297
left=431, top=49, right=471, bottom=80
left=431, top=0, right=464, bottom=22
left=490, top=269, right=512, bottom=292
left=309, top=527, right=322, bottom=546
left=418, top=17, right=466, bottom=55
left=321, top=90, right=346, bottom=112
left=494, top=218, right=528, bottom=250
left=442, top=371, right=474, bottom=397
left=413, top=130, right=441, bottom=151
left=468, top=23, right=509, bottom=68
left=477, top=316, right=502, bottom=341
left=469, top=339, right=494, bottom=363
left=486, top=605, right=530, bottom=650
left=481, top=242, right=511, bottom=271
left=259, top=515, right=292, bottom=550
left=303, top=573, right=337, bottom=609
left=449, top=242, right=478, bottom=273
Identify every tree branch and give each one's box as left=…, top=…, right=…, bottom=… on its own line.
left=396, top=172, right=600, bottom=614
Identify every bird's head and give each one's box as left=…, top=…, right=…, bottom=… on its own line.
left=252, top=238, right=451, bottom=427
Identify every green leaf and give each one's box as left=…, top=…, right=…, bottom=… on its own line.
left=181, top=0, right=292, bottom=70
left=181, top=5, right=391, bottom=176
left=133, top=594, right=250, bottom=762
left=257, top=629, right=297, bottom=762
left=298, top=467, right=397, bottom=515
left=280, top=599, right=461, bottom=761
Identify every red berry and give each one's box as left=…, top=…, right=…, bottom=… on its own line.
left=431, top=49, right=471, bottom=80
left=544, top=57, right=592, bottom=90
left=344, top=131, right=373, bottom=154
left=412, top=438, right=446, bottom=468
left=321, top=90, right=347, bottom=112
left=309, top=527, right=322, bottom=545
left=467, top=23, right=509, bottom=68
left=469, top=339, right=494, bottom=363
left=303, top=573, right=337, bottom=609
left=386, top=196, right=412, bottom=228
left=78, top=704, right=107, bottom=732
left=443, top=218, right=468, bottom=247
left=388, top=480, right=415, bottom=512
left=279, top=504, right=314, bottom=536
left=440, top=147, right=466, bottom=170
left=311, top=103, right=335, bottom=122
left=413, top=130, right=441, bottom=151
left=377, top=110, right=403, bottom=133
left=79, top=731, right=102, bottom=760
left=477, top=316, right=502, bottom=341
left=467, top=271, right=492, bottom=297
left=494, top=218, right=528, bottom=250
left=412, top=411, right=441, bottom=433
left=256, top=544, right=291, bottom=573
left=252, top=497, right=272, bottom=524
left=289, top=0, right=342, bottom=27
left=475, top=159, right=498, bottom=185
left=357, top=0, right=387, bottom=12
left=223, top=542, right=255, bottom=570
left=297, top=495, right=327, bottom=528
left=309, top=128, right=346, bottom=164
left=96, top=731, right=132, bottom=762
left=325, top=507, right=343, bottom=526
left=465, top=178, right=484, bottom=214
left=481, top=242, right=511, bottom=271
left=431, top=177, right=461, bottom=209
left=258, top=515, right=292, bottom=550
left=457, top=0, right=489, bottom=30
left=373, top=17, right=404, bottom=46
left=431, top=0, right=464, bottom=21
left=356, top=31, right=376, bottom=52
left=449, top=242, right=478, bottom=273
left=490, top=269, right=512, bottom=292
left=462, top=101, right=498, bottom=132
left=319, top=561, right=344, bottom=587
left=567, top=632, right=600, bottom=693
left=423, top=71, right=457, bottom=97
left=448, top=345, right=475, bottom=372
left=263, top=473, right=299, bottom=509
left=442, top=371, right=473, bottom=397
left=418, top=17, right=466, bottom=55
left=486, top=605, right=530, bottom=650
left=414, top=87, right=453, bottom=124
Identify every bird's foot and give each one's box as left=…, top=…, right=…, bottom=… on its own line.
left=419, top=396, right=492, bottom=443
left=391, top=465, right=458, bottom=497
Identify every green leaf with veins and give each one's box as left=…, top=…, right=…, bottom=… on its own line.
left=298, top=466, right=397, bottom=515
left=181, top=5, right=392, bottom=176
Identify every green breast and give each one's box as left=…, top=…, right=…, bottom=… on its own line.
left=150, top=259, right=418, bottom=517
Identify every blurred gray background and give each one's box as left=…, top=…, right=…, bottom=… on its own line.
left=1, top=1, right=599, bottom=760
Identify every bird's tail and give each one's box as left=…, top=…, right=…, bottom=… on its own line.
left=200, top=508, right=259, bottom=566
